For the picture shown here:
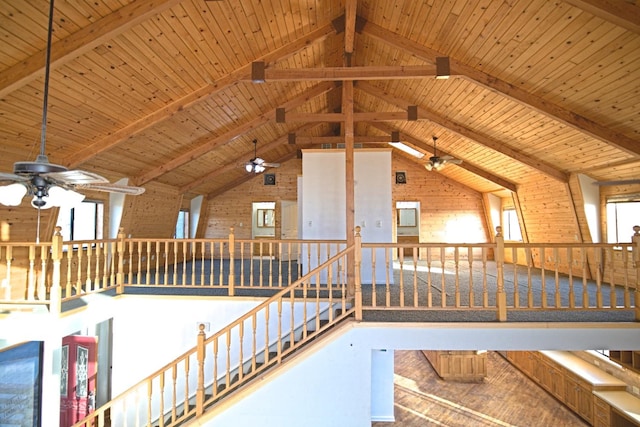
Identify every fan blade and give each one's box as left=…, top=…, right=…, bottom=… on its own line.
left=424, top=163, right=433, bottom=171
left=263, top=162, right=280, bottom=168
left=448, top=158, right=463, bottom=165
left=75, top=183, right=145, bottom=195
left=45, top=169, right=110, bottom=185
left=0, top=172, right=28, bottom=183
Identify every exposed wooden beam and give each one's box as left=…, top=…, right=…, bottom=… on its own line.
left=276, top=110, right=418, bottom=123
left=181, top=123, right=320, bottom=193
left=206, top=151, right=298, bottom=200
left=250, top=63, right=444, bottom=82
left=290, top=135, right=391, bottom=145
left=0, top=0, right=184, bottom=99
left=563, top=0, right=640, bottom=34
left=344, top=0, right=358, bottom=54
left=135, top=82, right=337, bottom=186
left=359, top=81, right=570, bottom=183
left=360, top=19, right=640, bottom=157
left=63, top=22, right=339, bottom=169
left=371, top=123, right=518, bottom=193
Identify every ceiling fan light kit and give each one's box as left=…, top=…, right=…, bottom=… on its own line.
left=245, top=139, right=279, bottom=173
left=0, top=0, right=144, bottom=212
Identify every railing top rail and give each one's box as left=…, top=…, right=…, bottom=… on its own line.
left=504, top=242, right=635, bottom=248
left=234, top=238, right=347, bottom=244
left=362, top=242, right=495, bottom=248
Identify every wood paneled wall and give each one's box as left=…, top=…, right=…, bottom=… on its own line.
left=119, top=182, right=183, bottom=238
left=392, top=156, right=490, bottom=243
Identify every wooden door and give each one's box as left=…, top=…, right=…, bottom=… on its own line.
left=60, top=335, right=98, bottom=427
left=280, top=200, right=298, bottom=260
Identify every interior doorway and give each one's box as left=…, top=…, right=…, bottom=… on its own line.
left=396, top=201, right=420, bottom=258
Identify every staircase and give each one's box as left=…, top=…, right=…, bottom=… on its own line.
left=73, top=245, right=357, bottom=427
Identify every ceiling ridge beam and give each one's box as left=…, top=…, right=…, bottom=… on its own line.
left=206, top=151, right=299, bottom=200
left=358, top=81, right=570, bottom=183
left=360, top=18, right=640, bottom=157
left=180, top=122, right=320, bottom=193
left=62, top=21, right=339, bottom=169
left=135, top=81, right=337, bottom=186
left=276, top=110, right=419, bottom=123
left=373, top=123, right=518, bottom=193
left=0, top=0, right=184, bottom=99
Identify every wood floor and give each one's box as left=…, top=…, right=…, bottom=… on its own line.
left=372, top=351, right=588, bottom=427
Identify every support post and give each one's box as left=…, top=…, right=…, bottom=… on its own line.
left=228, top=227, right=235, bottom=296
left=116, top=227, right=126, bottom=294
left=50, top=226, right=63, bottom=316
left=354, top=226, right=363, bottom=321
left=633, top=225, right=640, bottom=322
left=196, top=323, right=206, bottom=416
left=495, top=226, right=507, bottom=321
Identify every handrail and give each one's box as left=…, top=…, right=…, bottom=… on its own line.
left=72, top=242, right=357, bottom=427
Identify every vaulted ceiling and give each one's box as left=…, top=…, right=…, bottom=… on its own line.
left=1, top=0, right=638, bottom=201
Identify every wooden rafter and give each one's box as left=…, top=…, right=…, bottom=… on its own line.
left=344, top=0, right=358, bottom=54
left=359, top=81, right=570, bottom=183
left=0, top=0, right=184, bottom=99
left=135, top=82, right=337, bottom=186
left=360, top=19, right=640, bottom=157
left=370, top=123, right=518, bottom=193
left=206, top=151, right=299, bottom=200
left=563, top=0, right=640, bottom=34
left=63, top=21, right=339, bottom=169
left=180, top=122, right=320, bottom=194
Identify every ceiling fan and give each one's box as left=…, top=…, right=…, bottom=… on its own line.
left=0, top=0, right=144, bottom=211
left=424, top=136, right=462, bottom=171
left=245, top=139, right=280, bottom=173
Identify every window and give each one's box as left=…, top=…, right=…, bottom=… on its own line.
left=56, top=201, right=104, bottom=241
left=397, top=208, right=417, bottom=227
left=606, top=199, right=640, bottom=243
left=175, top=210, right=190, bottom=238
left=502, top=209, right=522, bottom=241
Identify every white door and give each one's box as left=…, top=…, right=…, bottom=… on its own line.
left=280, top=200, right=298, bottom=260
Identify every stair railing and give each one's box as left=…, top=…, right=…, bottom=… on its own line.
left=72, top=234, right=360, bottom=427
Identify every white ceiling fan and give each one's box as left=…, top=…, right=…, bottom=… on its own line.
left=245, top=139, right=280, bottom=173
left=0, top=0, right=144, bottom=211
left=424, top=136, right=462, bottom=171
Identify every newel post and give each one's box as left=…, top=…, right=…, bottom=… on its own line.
left=495, top=226, right=507, bottom=321
left=228, top=227, right=235, bottom=296
left=196, top=323, right=206, bottom=416
left=50, top=226, right=63, bottom=316
left=354, top=226, right=363, bottom=321
left=633, top=225, right=640, bottom=322
left=116, top=227, right=126, bottom=294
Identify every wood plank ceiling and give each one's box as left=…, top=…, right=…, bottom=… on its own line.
left=0, top=0, right=638, bottom=201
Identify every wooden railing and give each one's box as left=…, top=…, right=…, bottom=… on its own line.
left=71, top=242, right=356, bottom=427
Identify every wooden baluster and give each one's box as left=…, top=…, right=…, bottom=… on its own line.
left=511, top=246, right=519, bottom=308
left=468, top=247, right=475, bottom=308
left=38, top=244, right=47, bottom=301
left=440, top=247, right=446, bottom=308
left=632, top=225, right=640, bottom=321
left=608, top=246, right=617, bottom=308
left=65, top=244, right=73, bottom=298
left=567, top=248, right=575, bottom=308
left=399, top=243, right=405, bottom=308
left=86, top=243, right=93, bottom=291
left=354, top=226, right=362, bottom=320
left=525, top=246, right=533, bottom=308
left=413, top=247, right=418, bottom=307
left=126, top=240, right=133, bottom=285
left=481, top=247, right=488, bottom=308
left=212, top=336, right=219, bottom=397
left=581, top=248, right=589, bottom=308
left=495, top=226, right=507, bottom=321
left=554, top=247, right=561, bottom=308
left=210, top=242, right=216, bottom=287
left=116, top=228, right=125, bottom=293
left=76, top=243, right=84, bottom=294
left=136, top=241, right=143, bottom=285
left=3, top=246, right=12, bottom=300
left=50, top=227, right=63, bottom=315
left=182, top=358, right=189, bottom=416
left=540, top=246, right=547, bottom=308
left=163, top=241, right=170, bottom=285
left=199, top=241, right=205, bottom=287
left=158, top=372, right=165, bottom=426
left=238, top=322, right=244, bottom=381
left=263, top=308, right=270, bottom=363
left=595, top=248, right=603, bottom=308
left=370, top=244, right=377, bottom=307
left=196, top=323, right=206, bottom=416
left=146, top=241, right=152, bottom=285
left=277, top=298, right=283, bottom=359
left=426, top=247, right=433, bottom=308
left=385, top=247, right=391, bottom=307
left=454, top=247, right=460, bottom=308
left=171, top=363, right=178, bottom=422
left=622, top=244, right=630, bottom=308
left=172, top=240, right=178, bottom=285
